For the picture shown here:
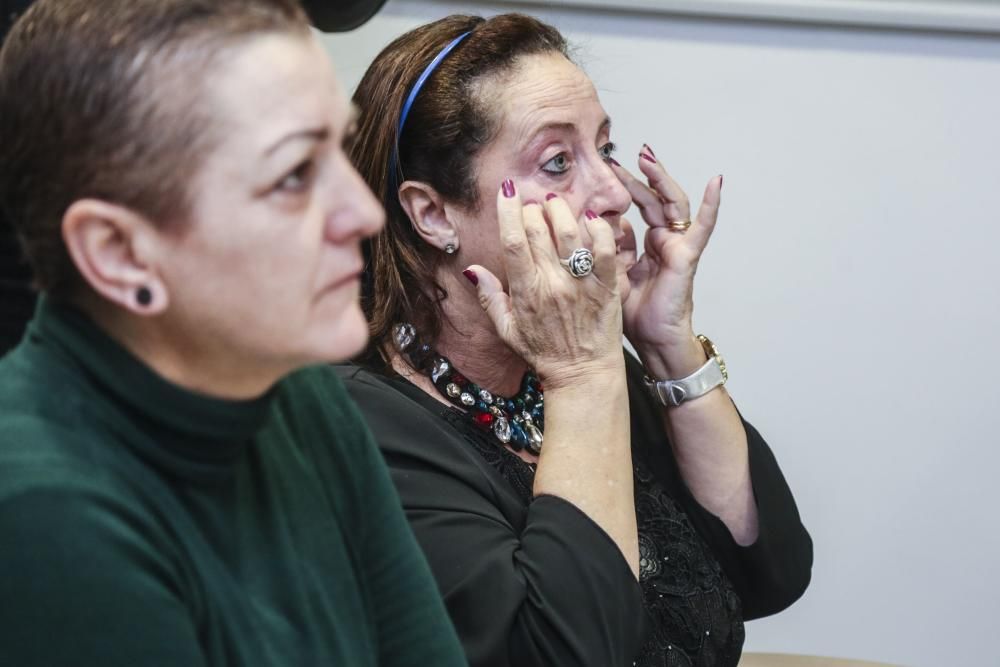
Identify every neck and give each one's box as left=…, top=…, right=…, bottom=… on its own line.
left=77, top=294, right=284, bottom=400
left=446, top=314, right=528, bottom=395
left=399, top=275, right=529, bottom=398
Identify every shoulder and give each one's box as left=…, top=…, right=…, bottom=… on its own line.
left=0, top=347, right=129, bottom=494
left=334, top=364, right=504, bottom=503
left=333, top=364, right=458, bottom=448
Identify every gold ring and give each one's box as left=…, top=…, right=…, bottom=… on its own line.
left=667, top=219, right=692, bottom=232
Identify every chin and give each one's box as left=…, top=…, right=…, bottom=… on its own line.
left=310, top=305, right=370, bottom=364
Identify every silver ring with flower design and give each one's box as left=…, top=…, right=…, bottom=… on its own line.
left=559, top=247, right=595, bottom=278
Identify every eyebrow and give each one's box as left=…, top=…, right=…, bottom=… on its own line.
left=264, top=126, right=330, bottom=157
left=521, top=116, right=613, bottom=150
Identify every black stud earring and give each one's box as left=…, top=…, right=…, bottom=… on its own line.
left=136, top=286, right=152, bottom=307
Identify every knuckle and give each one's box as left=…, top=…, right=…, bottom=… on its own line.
left=502, top=235, right=527, bottom=253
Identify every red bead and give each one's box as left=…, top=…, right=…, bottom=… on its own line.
left=473, top=412, right=494, bottom=426
left=451, top=373, right=466, bottom=385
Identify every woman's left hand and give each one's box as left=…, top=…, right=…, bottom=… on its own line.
left=612, top=146, right=723, bottom=371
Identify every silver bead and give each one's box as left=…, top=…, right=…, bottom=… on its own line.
left=493, top=416, right=512, bottom=443
left=393, top=323, right=415, bottom=352
left=460, top=392, right=475, bottom=406
left=431, top=358, right=449, bottom=383
left=479, top=389, right=493, bottom=404
left=526, top=423, right=544, bottom=453
left=446, top=383, right=461, bottom=398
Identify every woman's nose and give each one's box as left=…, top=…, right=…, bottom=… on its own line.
left=326, top=160, right=385, bottom=242
left=587, top=159, right=632, bottom=225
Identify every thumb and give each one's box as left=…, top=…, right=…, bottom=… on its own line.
left=463, top=265, right=513, bottom=341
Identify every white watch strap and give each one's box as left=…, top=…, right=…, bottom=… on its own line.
left=645, top=357, right=725, bottom=407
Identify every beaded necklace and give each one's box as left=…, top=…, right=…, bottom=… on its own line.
left=393, top=323, right=545, bottom=455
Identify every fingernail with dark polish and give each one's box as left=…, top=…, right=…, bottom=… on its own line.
left=643, top=144, right=656, bottom=158
left=609, top=157, right=621, bottom=167
left=501, top=179, right=515, bottom=198
left=640, top=153, right=656, bottom=164
left=719, top=174, right=724, bottom=189
left=545, top=192, right=558, bottom=201
left=585, top=210, right=599, bottom=220
left=462, top=269, right=478, bottom=286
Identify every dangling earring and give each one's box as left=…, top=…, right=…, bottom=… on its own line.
left=444, top=243, right=457, bottom=255
left=136, top=286, right=152, bottom=307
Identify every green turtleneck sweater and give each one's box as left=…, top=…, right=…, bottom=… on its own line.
left=0, top=299, right=466, bottom=666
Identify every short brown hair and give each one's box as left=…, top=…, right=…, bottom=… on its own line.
left=0, top=0, right=309, bottom=295
left=350, top=13, right=569, bottom=370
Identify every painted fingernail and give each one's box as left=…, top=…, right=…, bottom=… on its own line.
left=501, top=179, right=515, bottom=198
left=462, top=269, right=478, bottom=286
left=719, top=174, right=724, bottom=189
left=585, top=209, right=599, bottom=220
left=608, top=157, right=622, bottom=167
left=640, top=153, right=656, bottom=164
left=545, top=192, right=558, bottom=201
left=643, top=143, right=656, bottom=158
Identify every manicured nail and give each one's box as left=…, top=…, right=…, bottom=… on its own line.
left=462, top=269, right=478, bottom=286
left=545, top=192, right=558, bottom=201
left=501, top=179, right=515, bottom=198
left=640, top=153, right=656, bottom=164
left=719, top=174, right=724, bottom=189
left=643, top=143, right=656, bottom=158
left=608, top=157, right=622, bottom=167
left=585, top=210, right=599, bottom=220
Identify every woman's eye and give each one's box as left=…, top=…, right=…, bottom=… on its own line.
left=598, top=142, right=618, bottom=161
left=276, top=160, right=314, bottom=193
left=541, top=153, right=570, bottom=174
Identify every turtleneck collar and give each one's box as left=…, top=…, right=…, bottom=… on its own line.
left=28, top=297, right=276, bottom=468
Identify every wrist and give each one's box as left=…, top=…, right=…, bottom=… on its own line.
left=636, top=335, right=706, bottom=380
left=540, top=357, right=626, bottom=395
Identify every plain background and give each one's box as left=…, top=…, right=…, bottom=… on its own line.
left=321, top=2, right=1000, bottom=665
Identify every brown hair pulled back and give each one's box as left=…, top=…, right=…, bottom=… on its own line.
left=0, top=0, right=309, bottom=296
left=350, top=13, right=569, bottom=370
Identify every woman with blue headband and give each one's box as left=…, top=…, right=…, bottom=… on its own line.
left=341, top=13, right=813, bottom=667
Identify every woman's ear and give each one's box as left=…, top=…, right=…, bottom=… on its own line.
left=61, top=199, right=170, bottom=315
left=397, top=180, right=459, bottom=253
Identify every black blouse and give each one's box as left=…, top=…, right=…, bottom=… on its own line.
left=337, top=353, right=812, bottom=667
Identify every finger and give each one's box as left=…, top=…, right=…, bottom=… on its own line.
left=495, top=179, right=535, bottom=295
left=686, top=175, right=723, bottom=252
left=542, top=193, right=583, bottom=259
left=521, top=200, right=559, bottom=267
left=612, top=161, right=666, bottom=225
left=583, top=211, right=618, bottom=288
left=617, top=217, right=638, bottom=267
left=638, top=146, right=691, bottom=221
left=463, top=264, right=514, bottom=343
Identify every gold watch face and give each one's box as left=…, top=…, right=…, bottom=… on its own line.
left=696, top=335, right=728, bottom=382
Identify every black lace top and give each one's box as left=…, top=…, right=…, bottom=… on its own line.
left=337, top=353, right=812, bottom=667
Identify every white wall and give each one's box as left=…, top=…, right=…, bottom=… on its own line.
left=322, top=3, right=1000, bottom=665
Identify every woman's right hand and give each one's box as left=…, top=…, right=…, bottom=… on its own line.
left=464, top=180, right=624, bottom=390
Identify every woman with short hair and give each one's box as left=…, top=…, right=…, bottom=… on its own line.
left=0, top=1, right=465, bottom=665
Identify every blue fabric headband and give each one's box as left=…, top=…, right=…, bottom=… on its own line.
left=389, top=30, right=472, bottom=190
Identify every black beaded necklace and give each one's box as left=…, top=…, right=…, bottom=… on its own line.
left=393, top=323, right=545, bottom=455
